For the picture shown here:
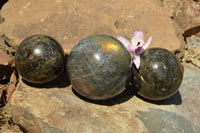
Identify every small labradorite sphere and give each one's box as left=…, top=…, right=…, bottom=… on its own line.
left=15, top=34, right=65, bottom=84
left=133, top=48, right=183, bottom=100
left=67, top=35, right=131, bottom=100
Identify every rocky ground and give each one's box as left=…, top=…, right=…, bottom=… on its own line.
left=0, top=0, right=200, bottom=132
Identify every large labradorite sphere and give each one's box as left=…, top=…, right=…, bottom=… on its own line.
left=67, top=35, right=131, bottom=100
left=15, top=34, right=65, bottom=84
left=133, top=48, right=183, bottom=100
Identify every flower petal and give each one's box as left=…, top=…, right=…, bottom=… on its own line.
left=133, top=54, right=141, bottom=69
left=143, top=36, right=152, bottom=50
left=117, top=36, right=131, bottom=49
left=131, top=31, right=144, bottom=46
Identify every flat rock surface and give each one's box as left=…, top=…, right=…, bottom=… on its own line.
left=9, top=63, right=200, bottom=132
left=0, top=0, right=181, bottom=52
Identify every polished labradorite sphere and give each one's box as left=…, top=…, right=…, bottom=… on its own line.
left=133, top=48, right=183, bottom=100
left=15, top=34, right=65, bottom=84
left=67, top=35, right=131, bottom=100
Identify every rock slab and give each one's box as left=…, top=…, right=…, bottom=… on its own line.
left=0, top=0, right=181, bottom=52
left=1, top=0, right=200, bottom=132
left=9, top=63, right=200, bottom=133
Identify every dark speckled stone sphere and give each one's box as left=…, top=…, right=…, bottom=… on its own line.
left=67, top=35, right=131, bottom=100
left=15, top=34, right=65, bottom=84
left=133, top=48, right=183, bottom=100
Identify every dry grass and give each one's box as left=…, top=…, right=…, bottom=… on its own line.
left=0, top=104, right=12, bottom=127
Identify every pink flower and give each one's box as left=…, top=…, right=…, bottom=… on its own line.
left=117, top=31, right=152, bottom=69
